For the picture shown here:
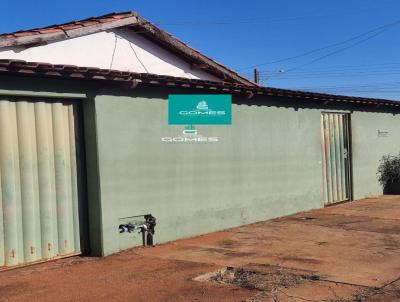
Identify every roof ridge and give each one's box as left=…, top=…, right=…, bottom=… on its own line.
left=0, top=11, right=137, bottom=37
left=0, top=11, right=256, bottom=86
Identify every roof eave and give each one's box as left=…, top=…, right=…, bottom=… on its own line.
left=0, top=11, right=256, bottom=87
left=131, top=15, right=257, bottom=87
left=0, top=59, right=398, bottom=109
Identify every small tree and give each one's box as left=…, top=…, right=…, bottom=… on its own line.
left=377, top=153, right=400, bottom=194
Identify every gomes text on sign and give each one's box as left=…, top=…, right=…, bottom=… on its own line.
left=168, top=94, right=232, bottom=125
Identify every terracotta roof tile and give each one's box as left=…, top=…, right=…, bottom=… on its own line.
left=2, top=34, right=14, bottom=39
left=60, top=24, right=85, bottom=30
left=98, top=17, right=119, bottom=23
left=0, top=11, right=136, bottom=39
left=0, top=11, right=255, bottom=86
left=0, top=59, right=398, bottom=108
left=13, top=31, right=37, bottom=37
left=37, top=28, right=64, bottom=34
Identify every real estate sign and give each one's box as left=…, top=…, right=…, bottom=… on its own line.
left=168, top=94, right=232, bottom=125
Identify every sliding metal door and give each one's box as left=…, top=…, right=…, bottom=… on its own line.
left=0, top=99, right=82, bottom=267
left=321, top=113, right=352, bottom=205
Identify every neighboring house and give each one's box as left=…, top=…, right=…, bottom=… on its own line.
left=0, top=12, right=253, bottom=84
left=0, top=11, right=399, bottom=268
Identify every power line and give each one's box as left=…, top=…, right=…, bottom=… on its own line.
left=292, top=81, right=400, bottom=90
left=153, top=4, right=395, bottom=27
left=260, top=70, right=400, bottom=80
left=261, top=71, right=400, bottom=77
left=156, top=11, right=360, bottom=26
left=238, top=19, right=400, bottom=71
left=257, top=62, right=400, bottom=74
left=267, top=62, right=400, bottom=70
left=244, top=69, right=400, bottom=79
left=244, top=62, right=400, bottom=78
left=260, top=68, right=400, bottom=75
left=282, top=27, right=399, bottom=74
left=288, top=88, right=400, bottom=97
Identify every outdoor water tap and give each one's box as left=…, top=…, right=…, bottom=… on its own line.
left=119, top=223, right=141, bottom=233
left=144, top=214, right=156, bottom=246
left=118, top=214, right=156, bottom=246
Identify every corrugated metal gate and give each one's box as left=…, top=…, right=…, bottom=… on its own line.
left=321, top=113, right=351, bottom=205
left=0, top=99, right=82, bottom=268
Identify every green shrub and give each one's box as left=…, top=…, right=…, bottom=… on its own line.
left=377, top=153, right=400, bottom=187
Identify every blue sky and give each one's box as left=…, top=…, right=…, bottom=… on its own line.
left=1, top=0, right=399, bottom=99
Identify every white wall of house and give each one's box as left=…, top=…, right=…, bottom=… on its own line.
left=0, top=28, right=220, bottom=81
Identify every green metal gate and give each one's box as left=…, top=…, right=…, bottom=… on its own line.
left=321, top=113, right=351, bottom=205
left=0, top=99, right=81, bottom=268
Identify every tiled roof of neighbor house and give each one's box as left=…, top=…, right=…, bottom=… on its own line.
left=0, top=59, right=399, bottom=109
left=0, top=12, right=135, bottom=39
left=0, top=12, right=256, bottom=87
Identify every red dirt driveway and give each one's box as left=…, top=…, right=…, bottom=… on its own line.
left=0, top=196, right=399, bottom=302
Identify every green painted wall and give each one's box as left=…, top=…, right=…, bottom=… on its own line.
left=94, top=92, right=325, bottom=255
left=351, top=111, right=400, bottom=199
left=1, top=76, right=400, bottom=257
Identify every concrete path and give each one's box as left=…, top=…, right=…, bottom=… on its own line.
left=0, top=196, right=399, bottom=301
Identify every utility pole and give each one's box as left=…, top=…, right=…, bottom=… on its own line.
left=254, top=68, right=260, bottom=84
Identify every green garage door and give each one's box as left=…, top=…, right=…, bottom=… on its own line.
left=0, top=99, right=81, bottom=268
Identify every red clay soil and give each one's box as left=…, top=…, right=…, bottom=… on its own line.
left=0, top=196, right=400, bottom=302
left=0, top=253, right=252, bottom=302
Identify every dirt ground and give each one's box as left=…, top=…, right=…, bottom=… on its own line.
left=0, top=196, right=399, bottom=302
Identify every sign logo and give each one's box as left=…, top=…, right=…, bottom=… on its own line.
left=169, top=94, right=232, bottom=125
left=161, top=125, right=219, bottom=143
left=196, top=101, right=208, bottom=110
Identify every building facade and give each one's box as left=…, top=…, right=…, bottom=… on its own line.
left=0, top=12, right=399, bottom=267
